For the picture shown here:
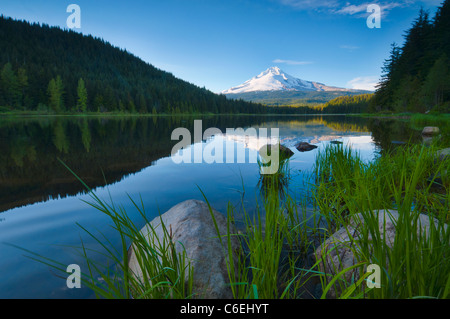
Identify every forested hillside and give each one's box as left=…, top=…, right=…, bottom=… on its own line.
left=317, top=94, right=373, bottom=114
left=370, top=0, right=450, bottom=113
left=0, top=16, right=266, bottom=114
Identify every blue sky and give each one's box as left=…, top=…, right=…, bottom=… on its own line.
left=0, top=0, right=442, bottom=93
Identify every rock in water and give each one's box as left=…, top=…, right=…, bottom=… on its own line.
left=314, top=209, right=446, bottom=298
left=391, top=141, right=406, bottom=145
left=128, top=200, right=240, bottom=299
left=280, top=145, right=294, bottom=158
left=259, top=144, right=294, bottom=160
left=296, top=142, right=318, bottom=152
left=422, top=127, right=440, bottom=136
left=437, top=148, right=450, bottom=161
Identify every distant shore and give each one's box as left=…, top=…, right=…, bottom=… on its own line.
left=1, top=109, right=448, bottom=120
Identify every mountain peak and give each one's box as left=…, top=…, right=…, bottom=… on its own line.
left=266, top=66, right=282, bottom=74
left=222, top=67, right=354, bottom=94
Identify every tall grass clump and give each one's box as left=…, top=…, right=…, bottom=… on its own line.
left=201, top=153, right=321, bottom=299
left=209, top=179, right=317, bottom=299
left=311, top=143, right=450, bottom=298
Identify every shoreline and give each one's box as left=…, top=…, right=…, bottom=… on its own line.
left=1, top=109, right=448, bottom=119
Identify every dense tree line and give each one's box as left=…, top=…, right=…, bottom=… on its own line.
left=370, top=0, right=450, bottom=113
left=263, top=94, right=373, bottom=114
left=0, top=16, right=272, bottom=114
left=225, top=91, right=369, bottom=107
left=316, top=94, right=373, bottom=114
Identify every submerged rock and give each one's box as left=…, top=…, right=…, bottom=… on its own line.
left=259, top=144, right=294, bottom=159
left=296, top=142, right=318, bottom=152
left=437, top=148, right=450, bottom=161
left=314, top=209, right=446, bottom=298
left=428, top=148, right=449, bottom=186
left=280, top=145, right=294, bottom=158
left=422, top=135, right=435, bottom=145
left=128, top=199, right=240, bottom=299
left=422, top=127, right=440, bottom=136
left=330, top=141, right=343, bottom=145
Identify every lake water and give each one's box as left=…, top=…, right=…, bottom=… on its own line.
left=0, top=115, right=421, bottom=298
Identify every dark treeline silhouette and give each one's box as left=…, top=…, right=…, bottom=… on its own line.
left=370, top=0, right=450, bottom=113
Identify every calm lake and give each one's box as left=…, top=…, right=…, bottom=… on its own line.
left=0, top=115, right=422, bottom=298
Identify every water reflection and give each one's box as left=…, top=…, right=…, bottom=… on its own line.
left=0, top=115, right=420, bottom=214
left=0, top=114, right=423, bottom=299
left=367, top=118, right=422, bottom=153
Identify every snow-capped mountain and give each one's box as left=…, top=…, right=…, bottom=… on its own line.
left=222, top=67, right=354, bottom=94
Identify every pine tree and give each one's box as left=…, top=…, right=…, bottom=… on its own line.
left=433, top=0, right=450, bottom=56
left=77, top=78, right=88, bottom=112
left=138, top=93, right=147, bottom=113
left=17, top=67, right=28, bottom=108
left=94, top=94, right=105, bottom=112
left=371, top=43, right=401, bottom=112
left=1, top=63, right=19, bottom=107
left=421, top=54, right=450, bottom=109
left=47, top=76, right=65, bottom=112
left=398, top=8, right=433, bottom=77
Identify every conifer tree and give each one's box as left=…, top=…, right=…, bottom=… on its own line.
left=77, top=78, right=88, bottom=112
left=17, top=67, right=28, bottom=108
left=48, top=76, right=64, bottom=112
left=1, top=63, right=19, bottom=107
left=421, top=54, right=450, bottom=109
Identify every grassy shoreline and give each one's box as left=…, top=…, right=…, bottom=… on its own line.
left=352, top=112, right=450, bottom=120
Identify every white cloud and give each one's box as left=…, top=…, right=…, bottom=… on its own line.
left=347, top=76, right=379, bottom=91
left=336, top=2, right=405, bottom=17
left=336, top=3, right=369, bottom=15
left=277, top=0, right=437, bottom=17
left=273, top=59, right=313, bottom=65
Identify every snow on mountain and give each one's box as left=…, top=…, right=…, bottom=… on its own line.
left=222, top=67, right=353, bottom=94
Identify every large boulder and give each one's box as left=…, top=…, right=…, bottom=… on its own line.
left=128, top=200, right=240, bottom=299
left=422, top=126, right=440, bottom=136
left=314, top=209, right=447, bottom=298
